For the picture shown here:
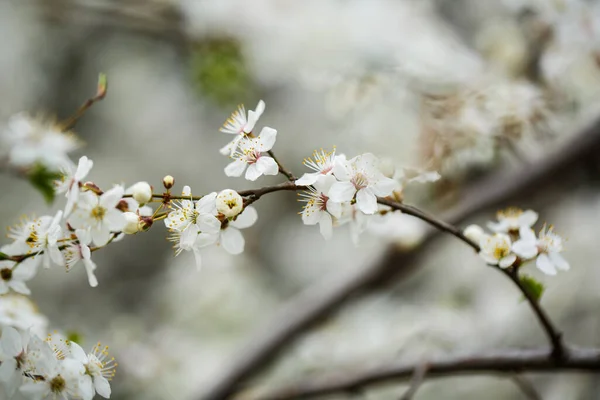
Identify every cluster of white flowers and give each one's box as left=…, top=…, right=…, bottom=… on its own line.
left=421, top=79, right=552, bottom=177
left=465, top=207, right=569, bottom=275
left=0, top=113, right=80, bottom=172
left=0, top=327, right=115, bottom=399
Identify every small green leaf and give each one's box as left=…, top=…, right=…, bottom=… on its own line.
left=66, top=331, right=84, bottom=345
left=97, top=73, right=108, bottom=99
left=0, top=252, right=8, bottom=260
left=519, top=274, right=545, bottom=302
left=28, top=164, right=61, bottom=204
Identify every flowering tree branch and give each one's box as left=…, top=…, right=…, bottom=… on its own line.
left=247, top=347, right=600, bottom=400
left=200, top=116, right=600, bottom=400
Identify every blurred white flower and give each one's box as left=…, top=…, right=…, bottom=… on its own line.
left=0, top=259, right=37, bottom=295
left=488, top=207, right=538, bottom=233
left=219, top=100, right=266, bottom=156
left=512, top=225, right=569, bottom=275
left=1, top=113, right=79, bottom=171
left=0, top=295, right=48, bottom=337
left=224, top=128, right=279, bottom=181
left=20, top=357, right=93, bottom=400
left=463, top=224, right=486, bottom=244
left=329, top=153, right=397, bottom=214
left=479, top=233, right=517, bottom=268
left=69, top=342, right=116, bottom=399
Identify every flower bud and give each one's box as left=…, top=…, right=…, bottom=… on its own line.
left=116, top=200, right=129, bottom=212
left=82, top=182, right=103, bottom=195
left=216, top=189, right=244, bottom=218
left=163, top=175, right=175, bottom=190
left=130, top=181, right=152, bottom=204
left=123, top=212, right=140, bottom=234
left=463, top=224, right=485, bottom=244
left=378, top=157, right=396, bottom=179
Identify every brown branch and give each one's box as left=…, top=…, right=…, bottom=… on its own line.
left=249, top=347, right=600, bottom=400
left=266, top=151, right=297, bottom=182
left=199, top=117, right=600, bottom=400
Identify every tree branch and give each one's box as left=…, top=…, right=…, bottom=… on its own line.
left=248, top=347, right=600, bottom=400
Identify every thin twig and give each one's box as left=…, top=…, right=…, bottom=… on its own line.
left=267, top=150, right=297, bottom=182
left=249, top=347, right=600, bottom=400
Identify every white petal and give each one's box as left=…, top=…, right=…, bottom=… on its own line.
left=519, top=226, right=537, bottom=242
left=536, top=254, right=557, bottom=275
left=512, top=240, right=538, bottom=259
left=221, top=228, right=245, bottom=255
left=91, top=226, right=111, bottom=247
left=326, top=200, right=342, bottom=219
left=195, top=232, right=219, bottom=248
left=301, top=205, right=320, bottom=225
left=499, top=254, right=517, bottom=268
left=371, top=176, right=398, bottom=196
left=94, top=375, right=111, bottom=398
left=487, top=220, right=509, bottom=233
left=64, top=187, right=80, bottom=216
left=9, top=281, right=30, bottom=295
left=196, top=192, right=217, bottom=215
left=519, top=210, right=539, bottom=227
left=68, top=342, right=88, bottom=364
left=256, top=127, right=277, bottom=151
left=356, top=189, right=378, bottom=214
left=192, top=248, right=203, bottom=271
left=254, top=99, right=266, bottom=117
left=230, top=206, right=258, bottom=229
left=319, top=213, right=333, bottom=240
left=332, top=159, right=351, bottom=181
left=100, top=185, right=124, bottom=209
left=75, top=156, right=93, bottom=180
left=19, top=382, right=48, bottom=400
left=295, top=173, right=319, bottom=186
left=104, top=209, right=126, bottom=231
left=549, top=252, right=570, bottom=271
left=328, top=181, right=356, bottom=202
left=84, top=259, right=98, bottom=287
left=1, top=327, right=22, bottom=356
left=197, top=214, right=221, bottom=234
left=245, top=164, right=262, bottom=181
left=256, top=156, right=278, bottom=176
left=224, top=159, right=247, bottom=177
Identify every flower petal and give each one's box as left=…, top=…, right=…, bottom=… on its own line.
left=319, top=213, right=333, bottom=240
left=245, top=164, right=262, bottom=181
left=499, top=254, right=517, bottom=268
left=221, top=228, right=245, bottom=255
left=356, top=189, right=378, bottom=214
left=295, top=173, right=319, bottom=186
left=256, top=156, right=278, bottom=176
left=549, top=251, right=570, bottom=271
left=231, top=206, right=258, bottom=229
left=256, top=127, right=277, bottom=151
left=328, top=181, right=356, bottom=202
left=536, top=253, right=557, bottom=275
left=371, top=176, right=398, bottom=197
left=225, top=159, right=247, bottom=177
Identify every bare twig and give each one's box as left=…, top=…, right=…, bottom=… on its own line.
left=250, top=347, right=600, bottom=400
left=200, top=117, right=600, bottom=400
left=266, top=150, right=297, bottom=182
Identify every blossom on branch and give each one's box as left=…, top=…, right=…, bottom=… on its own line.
left=219, top=100, right=266, bottom=156
left=224, top=128, right=279, bottom=181
left=299, top=175, right=342, bottom=240
left=295, top=148, right=341, bottom=186
left=512, top=225, right=570, bottom=275
left=479, top=233, right=517, bottom=268
left=55, top=156, right=94, bottom=216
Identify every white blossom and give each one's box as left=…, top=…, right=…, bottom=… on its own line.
left=479, top=233, right=517, bottom=268
left=219, top=206, right=257, bottom=255
left=463, top=224, right=485, bottom=244
left=68, top=186, right=126, bottom=247
left=329, top=153, right=398, bottom=215
left=1, top=113, right=79, bottom=171
left=20, top=357, right=93, bottom=400
left=512, top=225, right=570, bottom=275
left=295, top=148, right=341, bottom=186
left=488, top=207, right=538, bottom=233
left=216, top=190, right=244, bottom=219
left=219, top=100, right=266, bottom=156
left=5, top=211, right=64, bottom=269
left=0, top=259, right=37, bottom=295
left=122, top=212, right=141, bottom=235
left=165, top=189, right=221, bottom=269
left=298, top=175, right=342, bottom=240
left=55, top=156, right=94, bottom=217
left=224, top=128, right=279, bottom=181
left=68, top=342, right=116, bottom=399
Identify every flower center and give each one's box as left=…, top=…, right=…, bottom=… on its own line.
left=494, top=244, right=510, bottom=259
left=26, top=228, right=38, bottom=248
left=0, top=268, right=12, bottom=281
left=244, top=148, right=260, bottom=164
left=49, top=375, right=66, bottom=394
left=318, top=194, right=329, bottom=212
left=225, top=200, right=238, bottom=209
left=351, top=173, right=368, bottom=190
left=91, top=206, right=106, bottom=221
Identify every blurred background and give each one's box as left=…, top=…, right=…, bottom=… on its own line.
left=1, top=0, right=600, bottom=399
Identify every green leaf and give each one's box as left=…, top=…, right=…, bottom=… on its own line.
left=519, top=274, right=545, bottom=302
left=28, top=164, right=61, bottom=204
left=0, top=252, right=8, bottom=260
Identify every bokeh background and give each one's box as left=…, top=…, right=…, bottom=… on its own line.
left=1, top=0, right=600, bottom=399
